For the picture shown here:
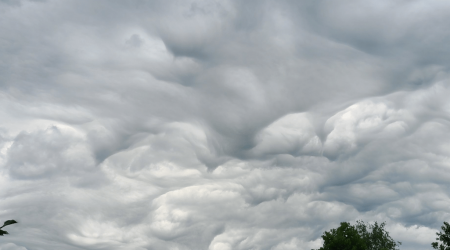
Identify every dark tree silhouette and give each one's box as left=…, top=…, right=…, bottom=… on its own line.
left=315, top=222, right=367, bottom=250
left=432, top=222, right=450, bottom=250
left=354, top=220, right=401, bottom=250
left=314, top=221, right=401, bottom=250
left=0, top=220, right=17, bottom=236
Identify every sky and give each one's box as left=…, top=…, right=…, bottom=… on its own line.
left=1, top=0, right=450, bottom=249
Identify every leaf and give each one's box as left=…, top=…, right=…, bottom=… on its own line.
left=1, top=220, right=17, bottom=229
left=0, top=229, right=8, bottom=236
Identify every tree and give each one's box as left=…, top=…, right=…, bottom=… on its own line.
left=316, top=222, right=367, bottom=250
left=354, top=220, right=401, bottom=250
left=0, top=220, right=17, bottom=236
left=432, top=222, right=450, bottom=250
left=314, top=221, right=401, bottom=250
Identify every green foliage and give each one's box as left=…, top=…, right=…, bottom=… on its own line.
left=0, top=220, right=17, bottom=236
left=316, top=222, right=366, bottom=250
left=354, top=220, right=401, bottom=250
left=1, top=220, right=17, bottom=228
left=432, top=222, right=450, bottom=250
left=314, top=221, right=401, bottom=250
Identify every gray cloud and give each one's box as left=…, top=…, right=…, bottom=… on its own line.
left=1, top=0, right=450, bottom=249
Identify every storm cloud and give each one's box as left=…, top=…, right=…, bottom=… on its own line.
left=1, top=0, right=450, bottom=249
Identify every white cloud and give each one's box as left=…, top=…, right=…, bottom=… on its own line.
left=0, top=243, right=27, bottom=250
left=1, top=1, right=450, bottom=249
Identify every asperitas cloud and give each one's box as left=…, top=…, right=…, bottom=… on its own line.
left=1, top=1, right=450, bottom=249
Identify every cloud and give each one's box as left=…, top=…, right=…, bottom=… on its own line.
left=0, top=243, right=27, bottom=250
left=1, top=0, right=450, bottom=249
left=6, top=126, right=96, bottom=180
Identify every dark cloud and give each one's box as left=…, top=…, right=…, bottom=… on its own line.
left=1, top=0, right=450, bottom=249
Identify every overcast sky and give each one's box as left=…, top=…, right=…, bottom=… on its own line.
left=1, top=0, right=450, bottom=249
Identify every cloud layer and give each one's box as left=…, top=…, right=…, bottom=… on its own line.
left=1, top=0, right=450, bottom=249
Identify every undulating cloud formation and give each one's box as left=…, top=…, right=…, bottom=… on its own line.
left=1, top=0, right=450, bottom=249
